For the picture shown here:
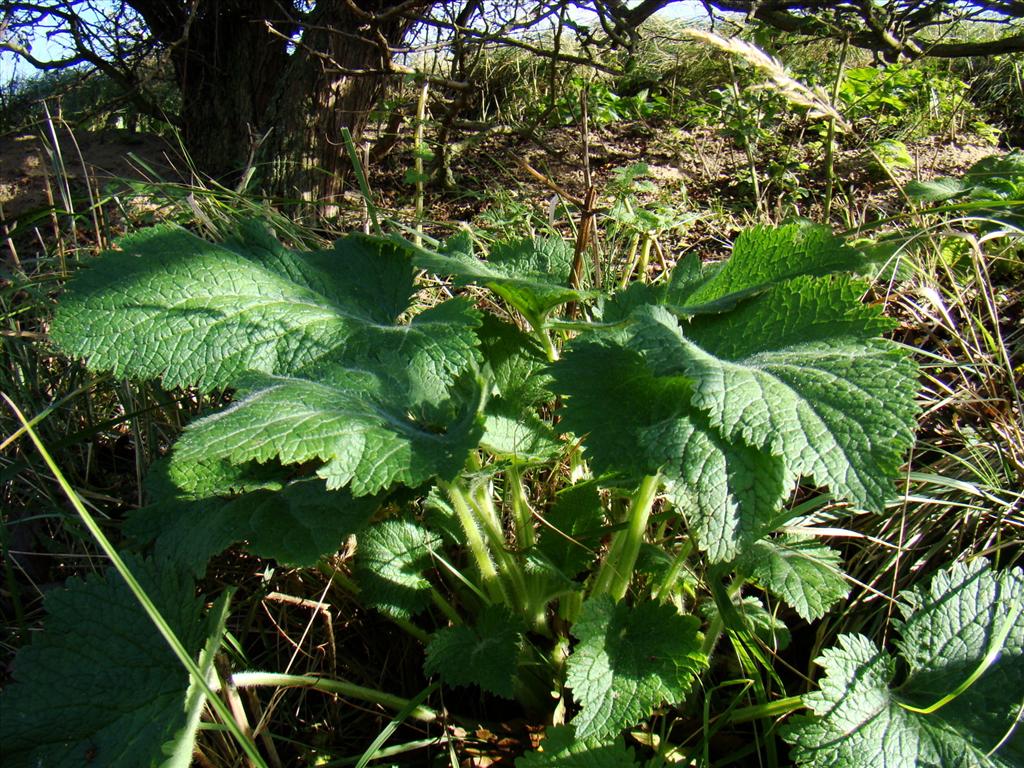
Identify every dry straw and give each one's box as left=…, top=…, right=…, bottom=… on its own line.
left=683, top=28, right=851, bottom=131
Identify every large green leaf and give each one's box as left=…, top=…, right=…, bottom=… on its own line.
left=355, top=519, right=444, bottom=619
left=0, top=557, right=213, bottom=768
left=553, top=230, right=917, bottom=559
left=638, top=277, right=919, bottom=513
left=424, top=606, right=524, bottom=698
left=516, top=726, right=638, bottom=766
left=126, top=461, right=379, bottom=576
left=666, top=222, right=871, bottom=312
left=413, top=234, right=585, bottom=322
left=171, top=364, right=484, bottom=496
left=550, top=337, right=788, bottom=561
left=738, top=536, right=850, bottom=622
left=565, top=596, right=705, bottom=739
left=52, top=225, right=478, bottom=392
left=477, top=315, right=554, bottom=407
left=784, top=559, right=1024, bottom=767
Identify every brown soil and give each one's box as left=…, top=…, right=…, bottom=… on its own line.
left=0, top=128, right=181, bottom=234
left=0, top=119, right=1001, bottom=264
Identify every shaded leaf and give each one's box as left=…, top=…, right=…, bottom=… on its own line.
left=424, top=607, right=523, bottom=698
left=701, top=596, right=791, bottom=652
left=127, top=462, right=379, bottom=577
left=0, top=557, right=212, bottom=768
left=536, top=481, right=606, bottom=579
left=477, top=314, right=553, bottom=407
left=566, top=596, right=705, bottom=739
left=356, top=519, right=443, bottom=619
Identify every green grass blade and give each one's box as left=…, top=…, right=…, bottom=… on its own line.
left=3, top=394, right=269, bottom=768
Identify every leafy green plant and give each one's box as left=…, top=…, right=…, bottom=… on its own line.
left=551, top=78, right=671, bottom=126
left=0, top=556, right=223, bottom=767
left=6, top=213, right=1019, bottom=765
left=906, top=150, right=1024, bottom=230
left=838, top=63, right=972, bottom=139
left=604, top=163, right=695, bottom=285
left=784, top=559, right=1023, bottom=767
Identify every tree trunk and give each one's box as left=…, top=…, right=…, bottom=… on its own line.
left=130, top=1, right=417, bottom=200
left=261, top=3, right=414, bottom=205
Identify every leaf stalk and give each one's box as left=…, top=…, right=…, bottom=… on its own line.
left=229, top=672, right=438, bottom=723
left=590, top=474, right=661, bottom=601
left=441, top=478, right=506, bottom=605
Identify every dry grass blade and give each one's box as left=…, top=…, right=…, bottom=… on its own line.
left=681, top=28, right=851, bottom=131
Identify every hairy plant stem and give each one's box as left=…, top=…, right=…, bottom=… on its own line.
left=558, top=590, right=583, bottom=625
left=506, top=463, right=536, bottom=549
left=442, top=475, right=533, bottom=623
left=702, top=566, right=746, bottom=657
left=441, top=479, right=507, bottom=605
left=229, top=672, right=438, bottom=722
left=469, top=477, right=534, bottom=619
left=538, top=324, right=560, bottom=362
left=590, top=474, right=661, bottom=601
left=636, top=234, right=653, bottom=284
left=620, top=232, right=641, bottom=288
left=654, top=539, right=694, bottom=602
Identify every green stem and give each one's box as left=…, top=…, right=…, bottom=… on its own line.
left=702, top=567, right=745, bottom=657
left=727, top=695, right=805, bottom=724
left=654, top=539, right=693, bottom=602
left=538, top=325, right=560, bottom=363
left=729, top=62, right=762, bottom=215
left=558, top=590, right=583, bottom=625
left=635, top=235, right=652, bottom=284
left=341, top=127, right=380, bottom=236
left=590, top=474, right=660, bottom=601
left=823, top=37, right=849, bottom=222
left=507, top=464, right=536, bottom=549
left=413, top=79, right=429, bottom=248
left=230, top=672, right=438, bottom=723
left=619, top=232, right=641, bottom=288
left=430, top=590, right=462, bottom=626
left=470, top=478, right=530, bottom=610
left=441, top=479, right=505, bottom=604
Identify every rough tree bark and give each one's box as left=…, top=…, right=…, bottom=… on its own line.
left=129, top=0, right=418, bottom=200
